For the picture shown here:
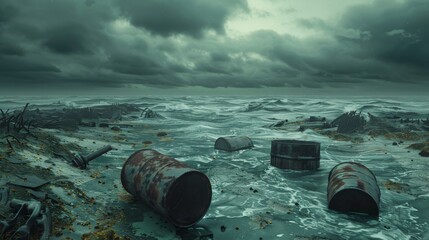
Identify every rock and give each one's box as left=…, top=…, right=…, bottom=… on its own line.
left=110, top=126, right=121, bottom=131
left=419, top=150, right=429, bottom=157
left=99, top=123, right=109, bottom=128
left=157, top=132, right=167, bottom=137
left=308, top=116, right=326, bottom=122
left=80, top=122, right=96, bottom=127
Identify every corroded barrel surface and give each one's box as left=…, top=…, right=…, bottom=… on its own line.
left=327, top=162, right=380, bottom=217
left=121, top=149, right=212, bottom=227
left=270, top=140, right=320, bottom=170
left=214, top=136, right=254, bottom=152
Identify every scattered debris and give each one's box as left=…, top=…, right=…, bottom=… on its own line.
left=270, top=140, right=320, bottom=170
left=8, top=174, right=50, bottom=189
left=80, top=122, right=96, bottom=127
left=331, top=111, right=366, bottom=134
left=383, top=180, right=410, bottom=193
left=214, top=136, right=254, bottom=152
left=0, top=198, right=51, bottom=239
left=0, top=187, right=9, bottom=205
left=81, top=229, right=130, bottom=240
left=176, top=225, right=214, bottom=240
left=110, top=126, right=121, bottom=132
left=156, top=131, right=168, bottom=137
left=419, top=150, right=429, bottom=157
left=72, top=145, right=113, bottom=169
left=141, top=108, right=164, bottom=119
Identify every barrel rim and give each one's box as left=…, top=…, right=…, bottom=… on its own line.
left=328, top=187, right=380, bottom=216
left=328, top=161, right=377, bottom=181
left=271, top=139, right=321, bottom=145
left=166, top=170, right=212, bottom=228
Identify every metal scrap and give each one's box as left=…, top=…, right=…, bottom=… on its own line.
left=0, top=187, right=9, bottom=205
left=8, top=174, right=50, bottom=189
left=0, top=199, right=51, bottom=239
left=331, top=111, right=366, bottom=133
left=141, top=108, right=164, bottom=119
left=72, top=145, right=113, bottom=169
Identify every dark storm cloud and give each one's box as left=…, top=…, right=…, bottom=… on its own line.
left=116, top=0, right=248, bottom=37
left=340, top=0, right=429, bottom=69
left=43, top=22, right=96, bottom=54
left=0, top=0, right=428, bottom=93
left=0, top=56, right=60, bottom=73
left=108, top=53, right=164, bottom=76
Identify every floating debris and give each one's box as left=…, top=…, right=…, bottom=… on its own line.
left=331, top=111, right=366, bottom=134
left=156, top=131, right=168, bottom=137
left=327, top=162, right=380, bottom=217
left=141, top=108, right=164, bottom=119
left=270, top=140, right=320, bottom=170
left=214, top=136, right=254, bottom=152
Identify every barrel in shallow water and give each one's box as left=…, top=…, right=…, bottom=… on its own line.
left=327, top=162, right=380, bottom=217
left=121, top=149, right=212, bottom=227
left=270, top=140, right=320, bottom=170
left=214, top=136, right=254, bottom=152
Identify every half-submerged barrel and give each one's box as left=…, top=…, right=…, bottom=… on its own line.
left=327, top=162, right=380, bottom=217
left=121, top=149, right=212, bottom=227
left=270, top=140, right=320, bottom=170
left=214, top=136, right=254, bottom=152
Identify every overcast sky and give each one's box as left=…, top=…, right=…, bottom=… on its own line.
left=0, top=0, right=428, bottom=96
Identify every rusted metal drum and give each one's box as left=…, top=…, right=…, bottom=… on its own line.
left=121, top=149, right=212, bottom=227
left=327, top=162, right=380, bottom=217
left=270, top=140, right=320, bottom=170
left=214, top=136, right=254, bottom=152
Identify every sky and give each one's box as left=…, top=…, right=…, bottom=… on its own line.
left=0, top=0, right=428, bottom=96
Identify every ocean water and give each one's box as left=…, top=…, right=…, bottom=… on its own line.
left=1, top=96, right=429, bottom=240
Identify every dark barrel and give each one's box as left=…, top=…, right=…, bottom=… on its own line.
left=121, top=149, right=212, bottom=227
left=214, top=136, right=254, bottom=152
left=327, top=162, right=380, bottom=217
left=270, top=140, right=320, bottom=170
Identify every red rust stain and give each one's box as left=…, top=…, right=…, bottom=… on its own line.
left=148, top=183, right=159, bottom=204
left=357, top=180, right=366, bottom=190
left=134, top=171, right=143, bottom=194
left=339, top=165, right=354, bottom=173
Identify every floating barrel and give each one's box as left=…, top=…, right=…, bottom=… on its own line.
left=121, top=149, right=212, bottom=227
left=214, top=136, right=254, bottom=152
left=270, top=140, right=320, bottom=170
left=327, top=162, right=380, bottom=217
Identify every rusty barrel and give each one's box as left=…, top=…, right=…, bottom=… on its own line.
left=270, top=140, right=320, bottom=170
left=121, top=149, right=212, bottom=227
left=214, top=136, right=254, bottom=152
left=327, top=162, right=380, bottom=216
